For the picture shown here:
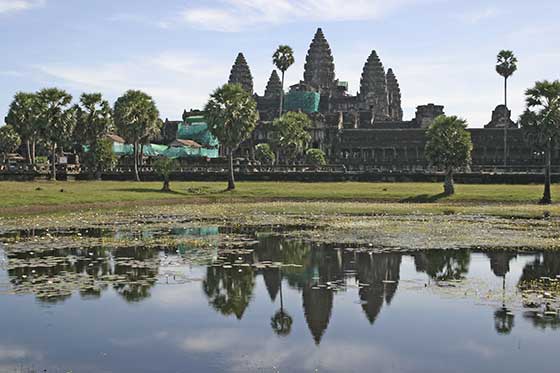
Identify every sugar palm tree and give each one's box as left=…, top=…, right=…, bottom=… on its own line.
left=273, top=45, right=295, bottom=117
left=496, top=50, right=518, bottom=166
left=520, top=80, right=560, bottom=204
left=205, top=84, right=258, bottom=190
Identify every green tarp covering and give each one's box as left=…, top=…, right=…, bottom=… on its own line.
left=177, top=122, right=219, bottom=147
left=111, top=142, right=218, bottom=159
left=283, top=91, right=320, bottom=113
left=162, top=146, right=219, bottom=159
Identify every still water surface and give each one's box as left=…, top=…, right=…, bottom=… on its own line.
left=0, top=227, right=559, bottom=372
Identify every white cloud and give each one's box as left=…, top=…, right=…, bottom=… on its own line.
left=181, top=0, right=427, bottom=32
left=35, top=50, right=228, bottom=119
left=181, top=329, right=240, bottom=353
left=107, top=13, right=170, bottom=29
left=0, top=0, right=44, bottom=14
left=458, top=6, right=499, bottom=24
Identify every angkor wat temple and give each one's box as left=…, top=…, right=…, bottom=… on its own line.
left=223, top=28, right=558, bottom=170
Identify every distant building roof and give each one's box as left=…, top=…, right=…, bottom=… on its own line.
left=107, top=133, right=125, bottom=144
left=170, top=139, right=202, bottom=148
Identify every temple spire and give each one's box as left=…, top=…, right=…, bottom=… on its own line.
left=360, top=50, right=389, bottom=120
left=386, top=68, right=403, bottom=121
left=303, top=28, right=335, bottom=93
left=228, top=52, right=253, bottom=94
left=264, top=70, right=282, bottom=98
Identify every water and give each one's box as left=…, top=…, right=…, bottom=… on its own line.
left=0, top=228, right=559, bottom=373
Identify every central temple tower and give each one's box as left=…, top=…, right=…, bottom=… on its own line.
left=303, top=28, right=336, bottom=93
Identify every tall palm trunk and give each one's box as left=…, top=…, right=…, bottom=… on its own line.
left=504, top=77, right=508, bottom=167
left=31, top=140, right=36, bottom=164
left=279, top=71, right=285, bottom=118
left=227, top=149, right=235, bottom=190
left=162, top=175, right=170, bottom=192
left=444, top=167, right=455, bottom=195
left=541, top=139, right=552, bottom=204
left=50, top=143, right=57, bottom=181
left=133, top=141, right=140, bottom=182
left=26, top=139, right=32, bottom=165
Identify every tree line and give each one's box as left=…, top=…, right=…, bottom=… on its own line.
left=2, top=89, right=161, bottom=181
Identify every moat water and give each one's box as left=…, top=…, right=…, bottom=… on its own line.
left=0, top=227, right=559, bottom=372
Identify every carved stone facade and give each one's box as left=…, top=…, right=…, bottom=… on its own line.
left=485, top=105, right=517, bottom=129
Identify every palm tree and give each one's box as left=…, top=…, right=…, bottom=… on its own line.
left=496, top=50, right=518, bottom=166
left=273, top=45, right=295, bottom=117
left=205, top=84, right=258, bottom=190
left=113, top=90, right=160, bottom=182
left=35, top=88, right=76, bottom=181
left=520, top=80, right=560, bottom=204
left=5, top=92, right=40, bottom=165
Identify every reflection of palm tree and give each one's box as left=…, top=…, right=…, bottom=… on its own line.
left=112, top=246, right=159, bottom=303
left=203, top=261, right=255, bottom=320
left=271, top=270, right=293, bottom=336
left=494, top=307, right=515, bottom=334
left=518, top=253, right=560, bottom=330
left=414, top=249, right=470, bottom=281
left=494, top=273, right=515, bottom=334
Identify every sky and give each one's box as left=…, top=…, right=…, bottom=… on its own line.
left=0, top=0, right=559, bottom=127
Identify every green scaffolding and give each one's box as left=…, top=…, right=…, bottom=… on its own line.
left=283, top=91, right=320, bottom=113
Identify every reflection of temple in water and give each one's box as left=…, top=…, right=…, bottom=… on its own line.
left=5, top=230, right=560, bottom=341
left=246, top=238, right=404, bottom=344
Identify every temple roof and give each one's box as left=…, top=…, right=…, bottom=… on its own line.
left=386, top=68, right=403, bottom=121
left=264, top=70, right=282, bottom=98
left=228, top=52, right=254, bottom=94
left=303, top=28, right=336, bottom=93
left=360, top=50, right=389, bottom=119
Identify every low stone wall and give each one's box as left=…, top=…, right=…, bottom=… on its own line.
left=81, top=170, right=558, bottom=184
left=2, top=169, right=558, bottom=184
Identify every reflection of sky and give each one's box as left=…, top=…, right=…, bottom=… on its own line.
left=1, top=250, right=560, bottom=372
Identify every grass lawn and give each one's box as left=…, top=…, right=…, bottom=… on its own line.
left=0, top=180, right=558, bottom=217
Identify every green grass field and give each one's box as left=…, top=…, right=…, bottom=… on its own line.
left=0, top=180, right=558, bottom=217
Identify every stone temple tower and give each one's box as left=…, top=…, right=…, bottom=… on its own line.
left=386, top=68, right=403, bottom=121
left=303, top=28, right=336, bottom=93
left=264, top=70, right=282, bottom=98
left=360, top=51, right=389, bottom=120
left=228, top=52, right=253, bottom=94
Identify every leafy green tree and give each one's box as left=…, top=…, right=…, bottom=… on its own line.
left=273, top=45, right=295, bottom=117
left=305, top=148, right=327, bottom=167
left=496, top=50, right=518, bottom=108
left=205, top=83, right=258, bottom=190
left=255, top=143, right=275, bottom=164
left=5, top=92, right=39, bottom=164
left=82, top=139, right=115, bottom=180
left=153, top=157, right=177, bottom=192
left=0, top=125, right=21, bottom=162
left=269, top=111, right=311, bottom=164
left=35, top=88, right=76, bottom=181
left=520, top=80, right=560, bottom=204
left=425, top=115, right=472, bottom=195
left=74, top=93, right=114, bottom=179
left=114, top=90, right=160, bottom=182
left=496, top=50, right=518, bottom=166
